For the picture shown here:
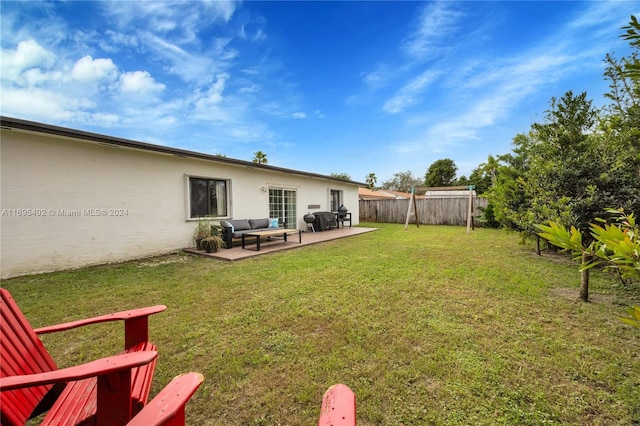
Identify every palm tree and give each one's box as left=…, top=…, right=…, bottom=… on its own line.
left=365, top=173, right=377, bottom=190
left=252, top=151, right=268, bottom=164
left=479, top=154, right=500, bottom=187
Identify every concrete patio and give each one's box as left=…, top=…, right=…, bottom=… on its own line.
left=184, top=226, right=378, bottom=261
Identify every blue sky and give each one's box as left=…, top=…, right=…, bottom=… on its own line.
left=1, top=1, right=638, bottom=183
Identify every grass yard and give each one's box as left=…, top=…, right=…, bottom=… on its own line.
left=3, top=223, right=639, bottom=425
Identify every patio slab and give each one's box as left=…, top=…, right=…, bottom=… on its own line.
left=184, top=226, right=378, bottom=261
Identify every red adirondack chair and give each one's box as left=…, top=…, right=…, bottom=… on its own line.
left=0, top=287, right=166, bottom=426
left=317, top=384, right=356, bottom=426
left=127, top=372, right=204, bottom=426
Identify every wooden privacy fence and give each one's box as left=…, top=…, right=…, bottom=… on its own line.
left=359, top=197, right=488, bottom=226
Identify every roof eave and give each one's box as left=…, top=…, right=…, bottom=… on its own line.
left=1, top=116, right=366, bottom=187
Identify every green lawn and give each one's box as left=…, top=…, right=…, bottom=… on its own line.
left=3, top=224, right=639, bottom=425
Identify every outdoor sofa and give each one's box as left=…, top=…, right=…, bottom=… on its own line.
left=220, top=218, right=280, bottom=248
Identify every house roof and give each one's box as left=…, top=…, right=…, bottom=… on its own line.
left=358, top=188, right=421, bottom=200
left=424, top=189, right=476, bottom=198
left=0, top=116, right=366, bottom=187
left=358, top=188, right=396, bottom=199
left=380, top=190, right=414, bottom=199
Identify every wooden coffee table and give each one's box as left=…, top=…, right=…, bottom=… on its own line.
left=241, top=229, right=302, bottom=251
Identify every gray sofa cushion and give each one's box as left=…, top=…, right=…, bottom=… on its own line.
left=226, top=219, right=251, bottom=231
left=249, top=218, right=269, bottom=229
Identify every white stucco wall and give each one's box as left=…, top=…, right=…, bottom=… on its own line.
left=0, top=127, right=360, bottom=278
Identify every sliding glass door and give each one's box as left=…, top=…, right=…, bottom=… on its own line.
left=268, top=188, right=297, bottom=228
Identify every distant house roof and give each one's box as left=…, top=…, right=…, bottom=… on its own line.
left=424, top=190, right=476, bottom=198
left=381, top=190, right=414, bottom=199
left=358, top=188, right=396, bottom=199
left=0, top=116, right=366, bottom=187
left=358, top=188, right=420, bottom=199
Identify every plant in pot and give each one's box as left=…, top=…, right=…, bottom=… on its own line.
left=201, top=234, right=225, bottom=253
left=193, top=217, right=214, bottom=250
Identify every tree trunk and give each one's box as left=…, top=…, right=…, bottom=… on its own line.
left=580, top=252, right=590, bottom=302
left=536, top=235, right=541, bottom=256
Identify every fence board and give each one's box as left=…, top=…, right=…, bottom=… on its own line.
left=359, top=197, right=488, bottom=226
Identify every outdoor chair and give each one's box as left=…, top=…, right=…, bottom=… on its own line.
left=0, top=287, right=166, bottom=426
left=127, top=372, right=204, bottom=426
left=317, top=383, right=356, bottom=426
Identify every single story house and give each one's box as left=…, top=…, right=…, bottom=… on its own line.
left=0, top=116, right=364, bottom=278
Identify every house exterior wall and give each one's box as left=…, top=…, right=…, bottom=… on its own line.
left=0, top=127, right=360, bottom=278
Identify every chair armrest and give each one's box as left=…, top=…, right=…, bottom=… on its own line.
left=0, top=351, right=158, bottom=391
left=34, top=305, right=167, bottom=334
left=35, top=305, right=167, bottom=350
left=128, top=372, right=204, bottom=426
left=318, top=384, right=356, bottom=426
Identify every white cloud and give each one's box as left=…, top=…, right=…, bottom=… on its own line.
left=0, top=86, right=94, bottom=121
left=137, top=31, right=235, bottom=83
left=192, top=73, right=233, bottom=121
left=292, top=112, right=307, bottom=119
left=0, top=39, right=55, bottom=83
left=386, top=0, right=619, bottom=158
left=103, top=1, right=238, bottom=42
left=240, top=17, right=267, bottom=43
left=383, top=70, right=440, bottom=114
left=99, top=30, right=139, bottom=53
left=362, top=65, right=394, bottom=90
left=402, top=2, right=463, bottom=59
left=72, top=55, right=118, bottom=82
left=198, top=73, right=229, bottom=105
left=119, top=71, right=165, bottom=93
left=350, top=3, right=462, bottom=109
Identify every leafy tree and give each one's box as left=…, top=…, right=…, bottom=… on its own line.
left=424, top=158, right=457, bottom=187
left=365, top=173, right=377, bottom=190
left=479, top=155, right=500, bottom=188
left=538, top=209, right=640, bottom=325
left=488, top=133, right=541, bottom=234
left=525, top=91, right=599, bottom=229
left=498, top=92, right=611, bottom=299
left=380, top=171, right=423, bottom=193
left=455, top=175, right=469, bottom=186
left=489, top=16, right=640, bottom=302
left=252, top=151, right=268, bottom=164
left=602, top=17, right=640, bottom=181
left=330, top=172, right=351, bottom=181
left=477, top=202, right=501, bottom=228
left=461, top=165, right=493, bottom=195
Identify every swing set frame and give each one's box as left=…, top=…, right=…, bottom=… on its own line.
left=404, top=185, right=476, bottom=233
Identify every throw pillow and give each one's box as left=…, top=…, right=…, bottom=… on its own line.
left=269, top=218, right=279, bottom=228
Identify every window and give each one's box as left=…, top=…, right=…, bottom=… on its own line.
left=330, top=189, right=342, bottom=212
left=189, top=177, right=228, bottom=218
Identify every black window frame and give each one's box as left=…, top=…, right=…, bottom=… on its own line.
left=188, top=176, right=229, bottom=219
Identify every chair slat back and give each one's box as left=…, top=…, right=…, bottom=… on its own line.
left=1, top=288, right=58, bottom=426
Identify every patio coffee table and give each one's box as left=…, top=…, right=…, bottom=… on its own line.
left=241, top=229, right=302, bottom=251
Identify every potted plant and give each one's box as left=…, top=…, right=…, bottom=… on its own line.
left=201, top=234, right=225, bottom=253
left=193, top=217, right=214, bottom=250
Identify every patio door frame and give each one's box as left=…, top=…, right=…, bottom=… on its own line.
left=268, top=188, right=297, bottom=229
